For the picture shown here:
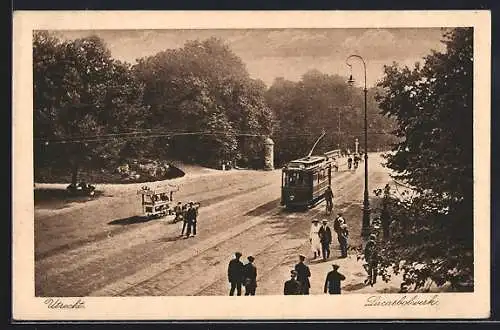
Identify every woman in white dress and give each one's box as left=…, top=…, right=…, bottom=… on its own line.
left=309, top=219, right=322, bottom=259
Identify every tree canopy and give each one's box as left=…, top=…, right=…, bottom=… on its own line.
left=33, top=31, right=148, bottom=184
left=374, top=27, right=474, bottom=291
left=266, top=70, right=397, bottom=165
left=132, top=37, right=274, bottom=167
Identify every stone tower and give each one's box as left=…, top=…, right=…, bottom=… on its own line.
left=263, top=137, right=274, bottom=170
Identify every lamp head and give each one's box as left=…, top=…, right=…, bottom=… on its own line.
left=347, top=74, right=355, bottom=87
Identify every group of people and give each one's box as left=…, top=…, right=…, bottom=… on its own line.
left=283, top=258, right=346, bottom=295
left=173, top=201, right=200, bottom=238
left=227, top=252, right=258, bottom=296
left=309, top=212, right=349, bottom=261
left=347, top=154, right=361, bottom=170
left=227, top=252, right=347, bottom=296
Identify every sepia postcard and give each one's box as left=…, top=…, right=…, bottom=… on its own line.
left=12, top=10, right=491, bottom=320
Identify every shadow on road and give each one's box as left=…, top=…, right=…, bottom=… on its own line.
left=156, top=235, right=183, bottom=243
left=343, top=282, right=368, bottom=292
left=35, top=188, right=105, bottom=209
left=244, top=199, right=281, bottom=216
left=108, top=215, right=157, bottom=226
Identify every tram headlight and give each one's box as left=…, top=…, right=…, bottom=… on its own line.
left=289, top=195, right=295, bottom=201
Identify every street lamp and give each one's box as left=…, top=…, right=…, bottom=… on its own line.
left=346, top=54, right=371, bottom=238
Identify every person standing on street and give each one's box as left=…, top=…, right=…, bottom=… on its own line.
left=185, top=202, right=197, bottom=238
left=339, top=223, right=349, bottom=258
left=228, top=252, right=245, bottom=296
left=318, top=219, right=332, bottom=261
left=333, top=212, right=345, bottom=254
left=294, top=255, right=311, bottom=295
left=324, top=264, right=346, bottom=294
left=324, top=185, right=334, bottom=215
left=347, top=155, right=353, bottom=170
left=309, top=219, right=322, bottom=259
left=243, top=256, right=257, bottom=296
left=180, top=204, right=189, bottom=236
left=364, top=234, right=379, bottom=286
left=284, top=270, right=302, bottom=295
left=174, top=201, right=183, bottom=223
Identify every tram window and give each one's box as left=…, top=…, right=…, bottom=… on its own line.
left=286, top=172, right=306, bottom=186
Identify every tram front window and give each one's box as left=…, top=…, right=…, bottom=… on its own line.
left=285, top=172, right=307, bottom=186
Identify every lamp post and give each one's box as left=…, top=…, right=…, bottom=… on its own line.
left=346, top=54, right=371, bottom=238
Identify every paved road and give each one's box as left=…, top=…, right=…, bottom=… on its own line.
left=35, top=154, right=391, bottom=296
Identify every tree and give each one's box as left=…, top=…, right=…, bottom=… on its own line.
left=266, top=71, right=396, bottom=166
left=33, top=32, right=148, bottom=184
left=374, top=28, right=473, bottom=291
left=133, top=37, right=274, bottom=167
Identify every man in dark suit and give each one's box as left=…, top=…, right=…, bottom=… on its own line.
left=185, top=202, right=197, bottom=238
left=284, top=270, right=302, bottom=295
left=324, top=185, right=334, bottom=215
left=318, top=220, right=332, bottom=261
left=324, top=264, right=346, bottom=294
left=243, top=256, right=257, bottom=296
left=294, top=255, right=311, bottom=295
left=228, top=252, right=244, bottom=296
left=364, top=234, right=378, bottom=286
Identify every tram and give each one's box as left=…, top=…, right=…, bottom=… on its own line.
left=280, top=131, right=340, bottom=209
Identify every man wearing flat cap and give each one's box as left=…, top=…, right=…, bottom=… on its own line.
left=284, top=270, right=302, bottom=295
left=318, top=219, right=332, bottom=261
left=364, top=234, right=379, bottom=286
left=294, top=255, right=311, bottom=294
left=228, top=252, right=245, bottom=296
left=324, top=264, right=346, bottom=294
left=243, top=256, right=257, bottom=296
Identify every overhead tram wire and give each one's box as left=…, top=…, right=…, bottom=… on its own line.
left=35, top=128, right=395, bottom=145
left=35, top=130, right=270, bottom=145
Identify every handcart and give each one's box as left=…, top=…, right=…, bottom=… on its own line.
left=137, top=184, right=179, bottom=219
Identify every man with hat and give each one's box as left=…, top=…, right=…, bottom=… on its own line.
left=243, top=256, right=257, bottom=296
left=228, top=252, right=245, bottom=296
left=324, top=264, right=346, bottom=294
left=324, top=185, right=334, bottom=215
left=294, top=255, right=311, bottom=295
left=174, top=201, right=183, bottom=223
left=339, top=222, right=349, bottom=258
left=284, top=270, right=302, bottom=295
left=318, top=219, right=333, bottom=261
left=185, top=201, right=197, bottom=238
left=180, top=203, right=189, bottom=236
left=309, top=219, right=322, bottom=259
left=364, top=234, right=379, bottom=286
left=333, top=212, right=346, bottom=254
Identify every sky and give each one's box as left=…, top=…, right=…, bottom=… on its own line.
left=53, top=28, right=447, bottom=88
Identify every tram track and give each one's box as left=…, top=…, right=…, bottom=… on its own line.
left=37, top=181, right=282, bottom=296
left=193, top=173, right=365, bottom=296
left=111, top=170, right=361, bottom=296
left=35, top=180, right=275, bottom=261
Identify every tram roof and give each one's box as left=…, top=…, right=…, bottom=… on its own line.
left=284, top=155, right=329, bottom=170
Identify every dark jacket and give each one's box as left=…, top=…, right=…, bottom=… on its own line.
left=324, top=187, right=333, bottom=200
left=318, top=225, right=332, bottom=244
left=364, top=240, right=378, bottom=264
left=228, top=258, right=244, bottom=283
left=186, top=207, right=197, bottom=222
left=294, top=262, right=311, bottom=288
left=324, top=270, right=346, bottom=294
left=284, top=279, right=302, bottom=295
left=243, top=263, right=257, bottom=287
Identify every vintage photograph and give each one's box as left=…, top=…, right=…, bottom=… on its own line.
left=13, top=11, right=490, bottom=320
